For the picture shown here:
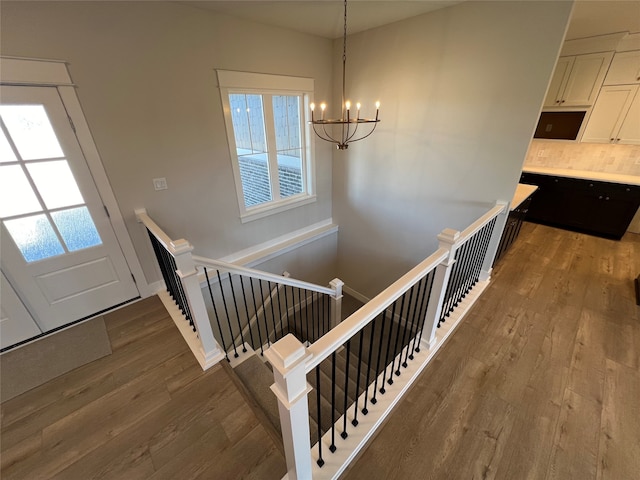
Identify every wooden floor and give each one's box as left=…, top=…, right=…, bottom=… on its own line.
left=2, top=222, right=639, bottom=480
left=342, top=222, right=640, bottom=480
left=0, top=296, right=287, bottom=479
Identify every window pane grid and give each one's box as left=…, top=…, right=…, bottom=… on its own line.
left=0, top=105, right=103, bottom=262
left=222, top=77, right=311, bottom=216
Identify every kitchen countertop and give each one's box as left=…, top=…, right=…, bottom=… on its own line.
left=511, top=183, right=538, bottom=211
left=522, top=166, right=640, bottom=186
left=522, top=166, right=640, bottom=187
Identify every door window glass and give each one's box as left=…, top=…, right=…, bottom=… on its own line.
left=0, top=129, right=17, bottom=163
left=0, top=105, right=64, bottom=160
left=27, top=160, right=85, bottom=209
left=51, top=207, right=102, bottom=251
left=0, top=165, right=42, bottom=217
left=4, top=215, right=65, bottom=262
left=0, top=104, right=103, bottom=263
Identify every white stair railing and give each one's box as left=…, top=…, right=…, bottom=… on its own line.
left=266, top=202, right=508, bottom=480
left=136, top=209, right=225, bottom=370
left=137, top=209, right=344, bottom=367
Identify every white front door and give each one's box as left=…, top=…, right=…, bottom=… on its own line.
left=0, top=85, right=139, bottom=334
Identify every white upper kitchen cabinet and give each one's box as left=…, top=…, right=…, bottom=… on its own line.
left=603, top=50, right=640, bottom=85
left=581, top=84, right=640, bottom=144
left=544, top=52, right=614, bottom=107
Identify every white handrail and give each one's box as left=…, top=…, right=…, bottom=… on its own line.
left=193, top=255, right=336, bottom=296
left=305, top=247, right=449, bottom=372
left=137, top=209, right=337, bottom=297
left=136, top=210, right=178, bottom=253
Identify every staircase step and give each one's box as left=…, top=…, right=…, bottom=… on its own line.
left=233, top=354, right=281, bottom=435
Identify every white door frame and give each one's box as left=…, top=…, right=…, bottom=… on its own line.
left=0, top=56, right=152, bottom=298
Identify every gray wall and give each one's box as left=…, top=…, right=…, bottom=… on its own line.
left=0, top=1, right=335, bottom=286
left=1, top=1, right=574, bottom=299
left=332, top=1, right=573, bottom=297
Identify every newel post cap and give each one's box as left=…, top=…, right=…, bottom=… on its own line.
left=265, top=334, right=311, bottom=376
left=437, top=228, right=460, bottom=246
left=170, top=238, right=194, bottom=255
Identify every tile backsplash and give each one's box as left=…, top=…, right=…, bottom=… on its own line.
left=525, top=140, right=640, bottom=177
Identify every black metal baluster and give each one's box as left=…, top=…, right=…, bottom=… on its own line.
left=462, top=226, right=484, bottom=298
left=258, top=280, right=270, bottom=346
left=372, top=311, right=387, bottom=403
left=442, top=244, right=465, bottom=324
left=325, top=294, right=330, bottom=335
left=401, top=283, right=418, bottom=368
left=239, top=276, right=255, bottom=351
left=330, top=352, right=337, bottom=453
left=451, top=240, right=470, bottom=306
left=204, top=267, right=228, bottom=360
left=283, top=284, right=291, bottom=338
left=294, top=288, right=301, bottom=339
left=249, top=278, right=264, bottom=354
left=319, top=292, right=324, bottom=338
left=304, top=290, right=310, bottom=344
left=381, top=303, right=396, bottom=390
left=228, top=273, right=247, bottom=353
left=362, top=316, right=377, bottom=414
left=311, top=291, right=316, bottom=342
left=316, top=365, right=325, bottom=467
left=439, top=249, right=459, bottom=326
left=341, top=339, right=351, bottom=439
left=391, top=293, right=407, bottom=379
left=409, top=275, right=429, bottom=360
left=216, top=270, right=238, bottom=358
left=352, top=329, right=364, bottom=426
left=276, top=283, right=285, bottom=336
left=398, top=285, right=416, bottom=371
left=267, top=281, right=278, bottom=341
left=416, top=270, right=436, bottom=353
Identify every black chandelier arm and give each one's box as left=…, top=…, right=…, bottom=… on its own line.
left=345, top=121, right=361, bottom=143
left=311, top=123, right=340, bottom=145
left=345, top=121, right=380, bottom=144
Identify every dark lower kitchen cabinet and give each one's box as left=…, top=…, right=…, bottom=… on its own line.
left=494, top=195, right=533, bottom=264
left=520, top=172, right=640, bottom=240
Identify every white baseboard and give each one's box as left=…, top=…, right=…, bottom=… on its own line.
left=342, top=285, right=370, bottom=304
left=157, top=290, right=224, bottom=370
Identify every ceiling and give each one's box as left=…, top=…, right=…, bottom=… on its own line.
left=182, top=0, right=640, bottom=40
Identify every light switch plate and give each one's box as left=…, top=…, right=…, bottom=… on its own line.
left=153, top=177, right=167, bottom=190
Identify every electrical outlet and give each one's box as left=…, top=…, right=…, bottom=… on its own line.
left=537, top=149, right=546, bottom=157
left=153, top=177, right=167, bottom=190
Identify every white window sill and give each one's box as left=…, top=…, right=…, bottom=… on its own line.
left=239, top=194, right=317, bottom=223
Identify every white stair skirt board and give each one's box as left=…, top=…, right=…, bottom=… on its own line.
left=299, top=279, right=489, bottom=480
left=157, top=291, right=224, bottom=370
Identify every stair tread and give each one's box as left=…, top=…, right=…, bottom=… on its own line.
left=234, top=355, right=281, bottom=435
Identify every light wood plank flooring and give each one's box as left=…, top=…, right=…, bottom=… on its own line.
left=0, top=296, right=287, bottom=479
left=342, top=223, right=640, bottom=480
left=2, top=223, right=638, bottom=479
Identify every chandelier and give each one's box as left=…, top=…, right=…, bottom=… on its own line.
left=309, top=0, right=380, bottom=150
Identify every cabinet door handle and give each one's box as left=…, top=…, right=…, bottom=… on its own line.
left=616, top=138, right=621, bottom=142
left=560, top=100, right=565, bottom=104
left=611, top=138, right=615, bottom=142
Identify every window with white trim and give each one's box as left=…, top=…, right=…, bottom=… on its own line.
left=218, top=70, right=315, bottom=222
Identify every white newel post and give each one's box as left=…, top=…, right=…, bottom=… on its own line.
left=421, top=228, right=460, bottom=350
left=171, top=239, right=225, bottom=368
left=264, top=334, right=313, bottom=480
left=329, top=278, right=344, bottom=329
left=479, top=202, right=509, bottom=282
